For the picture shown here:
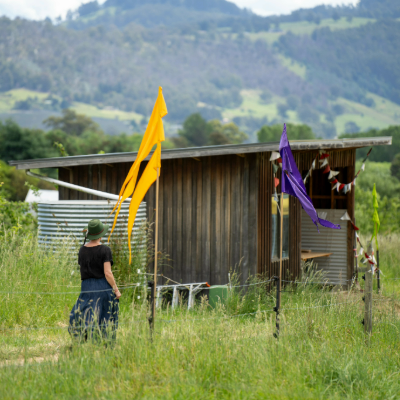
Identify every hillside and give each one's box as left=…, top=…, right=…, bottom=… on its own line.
left=1, top=0, right=400, bottom=138
left=66, top=0, right=264, bottom=30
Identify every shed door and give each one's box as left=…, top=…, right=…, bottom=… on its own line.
left=301, top=209, right=348, bottom=284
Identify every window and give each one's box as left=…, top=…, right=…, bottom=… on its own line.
left=271, top=194, right=289, bottom=260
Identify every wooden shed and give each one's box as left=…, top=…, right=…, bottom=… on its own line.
left=10, top=137, right=391, bottom=286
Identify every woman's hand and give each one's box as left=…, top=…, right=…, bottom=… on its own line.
left=114, top=289, right=121, bottom=300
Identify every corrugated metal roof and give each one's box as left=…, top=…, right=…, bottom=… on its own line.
left=9, top=136, right=392, bottom=170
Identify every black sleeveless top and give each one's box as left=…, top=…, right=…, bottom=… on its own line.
left=78, top=245, right=114, bottom=280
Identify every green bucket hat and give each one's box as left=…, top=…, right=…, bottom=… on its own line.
left=84, top=219, right=109, bottom=240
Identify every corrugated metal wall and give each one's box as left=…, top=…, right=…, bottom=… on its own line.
left=38, top=201, right=147, bottom=250
left=301, top=209, right=348, bottom=284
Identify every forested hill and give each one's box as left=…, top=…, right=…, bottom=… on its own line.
left=66, top=0, right=265, bottom=30
left=277, top=20, right=400, bottom=105
left=1, top=0, right=400, bottom=138
left=267, top=0, right=400, bottom=24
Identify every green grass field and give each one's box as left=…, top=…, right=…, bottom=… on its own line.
left=0, top=229, right=399, bottom=399
left=0, top=89, right=142, bottom=123
left=246, top=17, right=375, bottom=45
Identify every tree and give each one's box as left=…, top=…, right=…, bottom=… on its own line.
left=177, top=113, right=210, bottom=147
left=43, top=109, right=102, bottom=136
left=345, top=121, right=360, bottom=134
left=257, top=123, right=316, bottom=143
left=391, top=153, right=400, bottom=180
left=207, top=120, right=248, bottom=145
left=0, top=120, right=56, bottom=162
left=172, top=114, right=248, bottom=148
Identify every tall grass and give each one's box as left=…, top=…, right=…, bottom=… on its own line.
left=0, top=231, right=399, bottom=399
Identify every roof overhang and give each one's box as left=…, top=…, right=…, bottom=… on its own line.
left=8, top=136, right=392, bottom=170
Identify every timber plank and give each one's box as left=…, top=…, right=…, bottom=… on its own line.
left=201, top=157, right=211, bottom=283
left=87, top=165, right=93, bottom=200
left=70, top=168, right=78, bottom=200
left=248, top=154, right=258, bottom=278
left=195, top=158, right=203, bottom=283
left=182, top=158, right=192, bottom=284
left=190, top=158, right=198, bottom=284
left=92, top=165, right=98, bottom=200
left=241, top=156, right=250, bottom=284
left=175, top=158, right=183, bottom=283
left=215, top=157, right=222, bottom=285
left=230, top=157, right=241, bottom=282
left=210, top=157, right=217, bottom=285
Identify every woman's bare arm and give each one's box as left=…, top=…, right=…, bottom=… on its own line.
left=104, top=261, right=121, bottom=299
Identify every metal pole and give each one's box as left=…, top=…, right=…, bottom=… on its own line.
left=273, top=276, right=280, bottom=339
left=151, top=168, right=160, bottom=333
left=26, top=170, right=131, bottom=201
left=274, top=193, right=284, bottom=339
left=279, top=193, right=283, bottom=304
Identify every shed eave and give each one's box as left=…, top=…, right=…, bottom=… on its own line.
left=8, top=136, right=392, bottom=170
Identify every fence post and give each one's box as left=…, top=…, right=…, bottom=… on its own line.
left=354, top=218, right=358, bottom=283
left=147, top=280, right=155, bottom=336
left=273, top=276, right=280, bottom=339
left=364, top=272, right=373, bottom=335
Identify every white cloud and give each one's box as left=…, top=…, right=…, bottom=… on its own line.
left=232, top=1, right=359, bottom=16
left=0, top=0, right=360, bottom=20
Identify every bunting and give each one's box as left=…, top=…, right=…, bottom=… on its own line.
left=303, top=148, right=372, bottom=194
left=354, top=233, right=380, bottom=274
left=340, top=211, right=359, bottom=231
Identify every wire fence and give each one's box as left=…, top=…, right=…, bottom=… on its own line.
left=1, top=276, right=398, bottom=334
left=0, top=295, right=378, bottom=333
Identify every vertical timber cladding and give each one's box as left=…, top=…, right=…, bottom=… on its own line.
left=58, top=162, right=135, bottom=200
left=145, top=154, right=259, bottom=286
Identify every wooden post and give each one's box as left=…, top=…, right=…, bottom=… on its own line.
left=364, top=271, right=373, bottom=335
left=151, top=168, right=160, bottom=331
left=354, top=217, right=358, bottom=283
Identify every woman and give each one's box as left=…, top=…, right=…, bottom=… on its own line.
left=69, top=219, right=121, bottom=342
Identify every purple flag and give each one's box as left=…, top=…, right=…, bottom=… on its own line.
left=279, top=124, right=340, bottom=231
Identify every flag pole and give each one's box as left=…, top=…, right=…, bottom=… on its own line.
left=151, top=167, right=160, bottom=332
left=274, top=192, right=284, bottom=339
left=279, top=192, right=283, bottom=304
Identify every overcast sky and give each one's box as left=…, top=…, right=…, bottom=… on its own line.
left=0, top=0, right=359, bottom=20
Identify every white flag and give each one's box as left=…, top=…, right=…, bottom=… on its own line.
left=270, top=152, right=281, bottom=161
left=340, top=211, right=351, bottom=221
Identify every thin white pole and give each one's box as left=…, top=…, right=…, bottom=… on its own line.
left=151, top=167, right=160, bottom=329
left=26, top=170, right=130, bottom=201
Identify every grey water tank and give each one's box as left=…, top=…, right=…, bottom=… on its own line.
left=38, top=200, right=147, bottom=249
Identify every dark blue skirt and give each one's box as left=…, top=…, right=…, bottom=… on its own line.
left=69, top=278, right=119, bottom=342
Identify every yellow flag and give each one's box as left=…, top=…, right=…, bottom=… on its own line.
left=109, top=87, right=167, bottom=240
left=127, top=143, right=161, bottom=263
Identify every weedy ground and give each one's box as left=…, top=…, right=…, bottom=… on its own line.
left=0, top=232, right=399, bottom=399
